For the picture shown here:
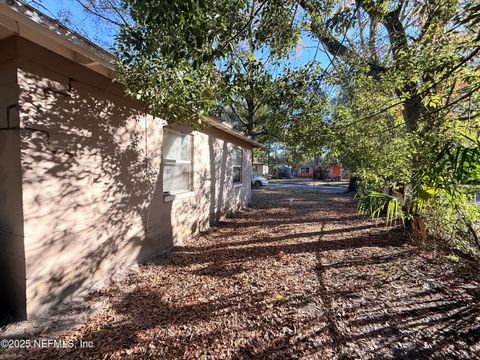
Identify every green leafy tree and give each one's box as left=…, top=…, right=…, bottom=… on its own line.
left=115, top=0, right=302, bottom=125
left=313, top=0, right=480, bottom=253
left=114, top=0, right=480, bottom=255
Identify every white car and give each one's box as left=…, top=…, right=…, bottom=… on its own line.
left=252, top=175, right=269, bottom=187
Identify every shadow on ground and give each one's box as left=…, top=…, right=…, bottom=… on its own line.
left=10, top=188, right=480, bottom=360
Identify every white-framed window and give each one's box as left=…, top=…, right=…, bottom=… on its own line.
left=233, top=148, right=243, bottom=184
left=163, top=129, right=193, bottom=194
left=305, top=167, right=310, bottom=173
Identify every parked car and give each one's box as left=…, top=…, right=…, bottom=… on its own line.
left=252, top=175, right=269, bottom=187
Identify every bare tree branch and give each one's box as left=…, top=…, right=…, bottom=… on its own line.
left=72, top=0, right=125, bottom=27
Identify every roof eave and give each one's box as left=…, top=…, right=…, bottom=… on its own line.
left=206, top=118, right=264, bottom=148
left=0, top=0, right=115, bottom=78
left=0, top=1, right=265, bottom=148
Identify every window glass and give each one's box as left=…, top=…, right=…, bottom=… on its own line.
left=233, top=148, right=243, bottom=184
left=233, top=166, right=242, bottom=184
left=163, top=131, right=191, bottom=162
left=233, top=149, right=242, bottom=166
left=163, top=129, right=192, bottom=193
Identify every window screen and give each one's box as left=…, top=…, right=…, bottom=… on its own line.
left=163, top=130, right=192, bottom=193
left=233, top=148, right=243, bottom=184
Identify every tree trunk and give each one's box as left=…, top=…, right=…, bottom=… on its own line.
left=347, top=176, right=359, bottom=193
left=246, top=97, right=255, bottom=137
left=411, top=215, right=427, bottom=246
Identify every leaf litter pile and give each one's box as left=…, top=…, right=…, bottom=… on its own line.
left=9, top=188, right=480, bottom=359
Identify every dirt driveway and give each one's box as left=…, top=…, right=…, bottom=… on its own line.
left=5, top=188, right=480, bottom=359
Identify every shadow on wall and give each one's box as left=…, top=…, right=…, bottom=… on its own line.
left=11, top=55, right=252, bottom=319
left=17, top=191, right=479, bottom=359
left=0, top=131, right=26, bottom=323
left=15, top=67, right=184, bottom=319
left=2, top=35, right=250, bottom=320
left=209, top=137, right=227, bottom=224
left=207, top=132, right=249, bottom=223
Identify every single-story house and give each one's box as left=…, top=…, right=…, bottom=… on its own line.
left=296, top=164, right=318, bottom=177
left=252, top=162, right=268, bottom=176
left=294, top=162, right=351, bottom=180
left=0, top=1, right=262, bottom=321
left=294, top=161, right=322, bottom=178
left=323, top=164, right=351, bottom=180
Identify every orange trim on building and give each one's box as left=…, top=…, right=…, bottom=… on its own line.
left=294, top=163, right=351, bottom=179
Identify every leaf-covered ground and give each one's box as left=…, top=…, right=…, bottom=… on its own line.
left=7, top=188, right=480, bottom=359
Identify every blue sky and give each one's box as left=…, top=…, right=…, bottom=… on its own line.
left=27, top=0, right=331, bottom=69
left=27, top=0, right=117, bottom=49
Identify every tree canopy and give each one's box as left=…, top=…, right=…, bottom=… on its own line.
left=113, top=0, right=480, bottom=256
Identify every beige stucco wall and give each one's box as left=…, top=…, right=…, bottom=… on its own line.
left=161, top=124, right=252, bottom=246
left=3, top=36, right=252, bottom=318
left=0, top=36, right=26, bottom=319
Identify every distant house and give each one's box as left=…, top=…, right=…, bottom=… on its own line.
left=323, top=164, right=351, bottom=180
left=296, top=164, right=320, bottom=178
left=252, top=162, right=269, bottom=176
left=294, top=161, right=322, bottom=178
left=0, top=2, right=262, bottom=321
left=294, top=162, right=351, bottom=180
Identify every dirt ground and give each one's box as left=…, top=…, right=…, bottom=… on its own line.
left=2, top=188, right=479, bottom=359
